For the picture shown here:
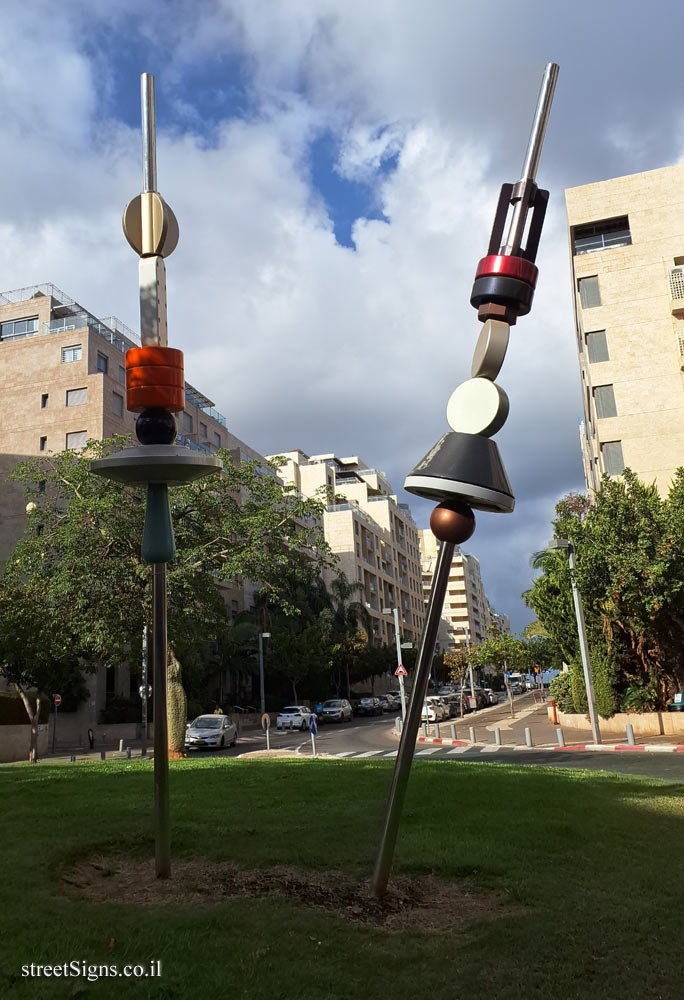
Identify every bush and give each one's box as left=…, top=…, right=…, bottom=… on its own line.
left=591, top=648, right=619, bottom=718
left=620, top=681, right=658, bottom=714
left=99, top=696, right=140, bottom=724
left=570, top=663, right=589, bottom=714
left=549, top=672, right=574, bottom=713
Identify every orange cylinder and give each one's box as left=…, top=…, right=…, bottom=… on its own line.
left=125, top=346, right=185, bottom=413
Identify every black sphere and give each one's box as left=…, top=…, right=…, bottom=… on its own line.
left=136, top=408, right=177, bottom=445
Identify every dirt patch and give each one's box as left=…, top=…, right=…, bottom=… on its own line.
left=63, top=856, right=518, bottom=932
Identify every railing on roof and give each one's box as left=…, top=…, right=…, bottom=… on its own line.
left=42, top=314, right=134, bottom=353
left=175, top=433, right=214, bottom=455
left=0, top=282, right=76, bottom=308
left=185, top=384, right=227, bottom=428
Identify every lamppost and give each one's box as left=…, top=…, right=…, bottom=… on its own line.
left=547, top=538, right=601, bottom=744
left=382, top=607, right=407, bottom=718
left=139, top=623, right=149, bottom=757
left=455, top=624, right=476, bottom=699
left=258, top=631, right=271, bottom=718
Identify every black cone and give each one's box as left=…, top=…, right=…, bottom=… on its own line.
left=404, top=432, right=514, bottom=513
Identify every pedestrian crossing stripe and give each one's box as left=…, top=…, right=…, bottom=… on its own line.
left=354, top=750, right=383, bottom=758
left=480, top=745, right=501, bottom=753
left=446, top=746, right=469, bottom=754
left=415, top=748, right=440, bottom=756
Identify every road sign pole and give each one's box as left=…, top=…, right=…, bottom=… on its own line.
left=141, top=624, right=148, bottom=758
left=52, top=701, right=58, bottom=753
left=392, top=608, right=407, bottom=718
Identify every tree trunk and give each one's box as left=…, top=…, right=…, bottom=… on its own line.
left=14, top=684, right=40, bottom=763
left=166, top=648, right=187, bottom=759
left=291, top=680, right=298, bottom=702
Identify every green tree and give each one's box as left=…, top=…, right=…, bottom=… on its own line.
left=0, top=439, right=334, bottom=756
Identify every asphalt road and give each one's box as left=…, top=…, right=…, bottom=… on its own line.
left=193, top=713, right=684, bottom=781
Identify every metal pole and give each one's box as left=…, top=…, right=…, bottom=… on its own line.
left=258, top=632, right=265, bottom=718
left=567, top=544, right=601, bottom=745
left=153, top=562, right=170, bottom=878
left=372, top=540, right=454, bottom=898
left=141, top=624, right=148, bottom=757
left=52, top=703, right=58, bottom=753
left=141, top=73, right=157, bottom=193
left=393, top=608, right=407, bottom=718
left=501, top=62, right=559, bottom=255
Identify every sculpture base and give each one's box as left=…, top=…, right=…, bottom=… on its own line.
left=90, top=444, right=222, bottom=486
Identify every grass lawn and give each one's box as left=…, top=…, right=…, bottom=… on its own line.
left=1, top=757, right=683, bottom=999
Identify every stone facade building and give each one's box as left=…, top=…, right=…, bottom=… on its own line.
left=565, top=164, right=684, bottom=494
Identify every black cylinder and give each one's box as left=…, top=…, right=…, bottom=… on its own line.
left=470, top=274, right=535, bottom=316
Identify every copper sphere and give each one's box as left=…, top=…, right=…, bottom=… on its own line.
left=430, top=501, right=476, bottom=543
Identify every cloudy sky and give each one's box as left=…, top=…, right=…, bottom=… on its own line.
left=2, top=0, right=682, bottom=629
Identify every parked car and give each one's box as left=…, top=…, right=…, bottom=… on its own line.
left=425, top=696, right=448, bottom=722
left=357, top=696, right=383, bottom=717
left=319, top=699, right=353, bottom=723
left=483, top=688, right=498, bottom=705
left=442, top=693, right=462, bottom=717
left=276, top=705, right=312, bottom=730
left=379, top=695, right=398, bottom=713
left=185, top=714, right=237, bottom=751
left=510, top=682, right=524, bottom=695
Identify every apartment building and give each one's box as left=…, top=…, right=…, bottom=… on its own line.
left=270, top=451, right=425, bottom=648
left=419, top=529, right=507, bottom=652
left=565, top=164, right=684, bottom=494
left=0, top=283, right=265, bottom=738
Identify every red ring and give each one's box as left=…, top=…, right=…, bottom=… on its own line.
left=475, top=255, right=538, bottom=288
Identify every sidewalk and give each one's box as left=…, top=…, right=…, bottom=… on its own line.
left=417, top=695, right=684, bottom=750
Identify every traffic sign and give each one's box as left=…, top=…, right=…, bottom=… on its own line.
left=395, top=663, right=407, bottom=677
left=308, top=714, right=318, bottom=736
left=261, top=712, right=271, bottom=730
left=54, top=694, right=62, bottom=708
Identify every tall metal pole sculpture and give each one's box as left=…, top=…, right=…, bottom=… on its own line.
left=91, top=74, right=221, bottom=878
left=372, top=63, right=559, bottom=898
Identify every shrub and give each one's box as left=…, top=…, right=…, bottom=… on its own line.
left=620, top=681, right=658, bottom=714
left=99, top=696, right=140, bottom=724
left=549, top=672, right=574, bottom=713
left=570, top=663, right=588, bottom=714
left=591, top=648, right=619, bottom=719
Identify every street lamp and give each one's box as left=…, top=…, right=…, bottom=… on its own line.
left=258, top=632, right=271, bottom=718
left=455, top=624, right=476, bottom=699
left=547, top=538, right=601, bottom=745
left=381, top=607, right=407, bottom=718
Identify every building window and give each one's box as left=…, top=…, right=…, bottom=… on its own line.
left=66, top=430, right=87, bottom=450
left=602, top=440, right=625, bottom=477
left=578, top=276, right=601, bottom=309
left=199, top=422, right=208, bottom=439
left=40, top=393, right=48, bottom=409
left=0, top=316, right=39, bottom=341
left=112, top=392, right=124, bottom=417
left=354, top=521, right=359, bottom=535
left=97, top=352, right=109, bottom=374
left=38, top=480, right=46, bottom=493
left=586, top=330, right=609, bottom=363
left=213, top=432, right=221, bottom=447
left=39, top=436, right=47, bottom=451
left=118, top=365, right=126, bottom=385
left=66, top=387, right=88, bottom=407
left=61, top=344, right=82, bottom=363
left=573, top=216, right=631, bottom=255
left=594, top=384, right=617, bottom=419
left=182, top=412, right=192, bottom=433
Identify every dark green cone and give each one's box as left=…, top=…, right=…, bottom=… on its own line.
left=142, top=483, right=176, bottom=563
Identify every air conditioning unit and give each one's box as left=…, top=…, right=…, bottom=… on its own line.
left=668, top=266, right=684, bottom=315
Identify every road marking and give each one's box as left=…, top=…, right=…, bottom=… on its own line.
left=447, top=746, right=470, bottom=755
left=480, top=745, right=501, bottom=753
left=416, top=748, right=440, bottom=756
left=355, top=750, right=383, bottom=758
left=384, top=751, right=398, bottom=758
left=645, top=745, right=678, bottom=752
left=335, top=751, right=356, bottom=758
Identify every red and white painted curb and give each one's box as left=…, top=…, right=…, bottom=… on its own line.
left=393, top=731, right=684, bottom=753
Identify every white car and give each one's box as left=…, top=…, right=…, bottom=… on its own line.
left=276, top=705, right=312, bottom=730
left=421, top=697, right=447, bottom=723
left=185, top=714, right=237, bottom=750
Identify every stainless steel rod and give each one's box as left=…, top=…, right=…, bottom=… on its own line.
left=501, top=62, right=558, bottom=256
left=372, top=539, right=455, bottom=898
left=567, top=544, right=601, bottom=745
left=153, top=562, right=170, bottom=878
left=141, top=73, right=157, bottom=193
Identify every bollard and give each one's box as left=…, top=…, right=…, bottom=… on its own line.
left=141, top=747, right=147, bottom=758
left=70, top=755, right=76, bottom=763
left=551, top=698, right=558, bottom=725
left=396, top=716, right=403, bottom=733
left=119, top=739, right=124, bottom=752
left=556, top=727, right=565, bottom=747
left=449, top=724, right=456, bottom=740
left=100, top=750, right=106, bottom=761
left=422, top=721, right=428, bottom=737
left=494, top=727, right=501, bottom=746
left=433, top=723, right=439, bottom=738
left=126, top=747, right=132, bottom=760
left=469, top=726, right=476, bottom=744
left=525, top=727, right=533, bottom=747
left=626, top=723, right=635, bottom=746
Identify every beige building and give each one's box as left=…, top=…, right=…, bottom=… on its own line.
left=0, top=283, right=264, bottom=739
left=419, top=529, right=508, bottom=653
left=566, top=164, right=684, bottom=494
left=270, top=451, right=425, bottom=648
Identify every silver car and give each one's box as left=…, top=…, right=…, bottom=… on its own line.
left=185, top=714, right=237, bottom=750
left=320, top=699, right=353, bottom=723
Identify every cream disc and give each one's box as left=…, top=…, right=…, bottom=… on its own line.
left=446, top=378, right=509, bottom=437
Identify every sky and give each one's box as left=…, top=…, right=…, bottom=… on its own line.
left=2, top=0, right=684, bottom=630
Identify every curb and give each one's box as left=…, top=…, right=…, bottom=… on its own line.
left=393, top=731, right=684, bottom=753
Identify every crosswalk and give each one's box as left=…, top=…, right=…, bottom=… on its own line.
left=331, top=745, right=506, bottom=760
